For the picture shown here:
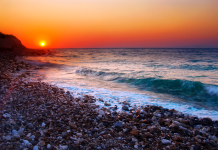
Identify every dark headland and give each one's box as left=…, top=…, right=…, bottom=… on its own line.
left=1, top=33, right=218, bottom=150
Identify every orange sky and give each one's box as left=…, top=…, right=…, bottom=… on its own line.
left=1, top=0, right=218, bottom=48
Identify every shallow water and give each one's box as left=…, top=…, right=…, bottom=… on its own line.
left=22, top=48, right=218, bottom=120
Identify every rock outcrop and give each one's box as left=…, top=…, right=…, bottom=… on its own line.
left=0, top=32, right=26, bottom=51
left=0, top=32, right=53, bottom=56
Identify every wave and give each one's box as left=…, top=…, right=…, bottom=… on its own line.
left=179, top=64, right=218, bottom=71
left=22, top=60, right=63, bottom=68
left=76, top=68, right=218, bottom=103
left=75, top=68, right=124, bottom=81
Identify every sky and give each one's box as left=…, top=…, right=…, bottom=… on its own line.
left=1, top=0, right=218, bottom=48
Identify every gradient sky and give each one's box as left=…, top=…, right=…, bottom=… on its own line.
left=1, top=0, right=218, bottom=48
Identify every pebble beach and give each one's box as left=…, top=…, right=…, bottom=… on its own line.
left=1, top=50, right=218, bottom=150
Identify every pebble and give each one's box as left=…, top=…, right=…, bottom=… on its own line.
left=13, top=134, right=20, bottom=139
left=162, top=139, right=171, bottom=145
left=98, top=110, right=105, bottom=116
left=33, top=145, right=39, bottom=150
left=89, top=143, right=96, bottom=148
left=130, top=129, right=138, bottom=136
left=18, top=128, right=24, bottom=135
left=5, top=135, right=11, bottom=141
left=122, top=105, right=129, bottom=111
left=29, top=135, right=35, bottom=140
left=47, top=144, right=51, bottom=149
left=3, top=113, right=11, bottom=118
left=26, top=133, right=31, bottom=137
left=59, top=145, right=68, bottom=150
left=27, top=123, right=34, bottom=129
left=22, top=140, right=31, bottom=146
left=39, top=140, right=45, bottom=146
left=104, top=102, right=111, bottom=106
left=41, top=122, right=46, bottom=127
left=114, top=121, right=123, bottom=128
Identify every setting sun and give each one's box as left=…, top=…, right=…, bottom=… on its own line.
left=40, top=41, right=46, bottom=47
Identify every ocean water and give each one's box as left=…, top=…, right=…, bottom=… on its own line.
left=23, top=48, right=218, bottom=120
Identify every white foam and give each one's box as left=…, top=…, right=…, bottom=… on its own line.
left=47, top=80, right=218, bottom=121
left=205, top=85, right=218, bottom=97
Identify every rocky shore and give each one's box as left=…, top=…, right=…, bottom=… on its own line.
left=1, top=50, right=218, bottom=150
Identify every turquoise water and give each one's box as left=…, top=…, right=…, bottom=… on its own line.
left=23, top=48, right=218, bottom=120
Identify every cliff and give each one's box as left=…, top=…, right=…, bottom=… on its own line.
left=0, top=32, right=53, bottom=56
left=0, top=32, right=26, bottom=51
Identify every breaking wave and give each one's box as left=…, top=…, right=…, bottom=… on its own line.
left=76, top=68, right=218, bottom=103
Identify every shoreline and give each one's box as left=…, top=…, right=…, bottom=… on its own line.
left=1, top=50, right=218, bottom=149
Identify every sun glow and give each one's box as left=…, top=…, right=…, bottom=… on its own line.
left=40, top=41, right=46, bottom=47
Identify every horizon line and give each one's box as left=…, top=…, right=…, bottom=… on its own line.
left=35, top=47, right=218, bottom=49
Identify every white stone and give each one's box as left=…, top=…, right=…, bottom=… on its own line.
left=3, top=113, right=11, bottom=118
left=13, top=133, right=20, bottom=139
left=134, top=145, right=138, bottom=149
left=98, top=110, right=105, bottom=116
left=59, top=145, right=68, bottom=150
left=42, top=122, right=46, bottom=128
left=123, top=129, right=127, bottom=132
left=47, top=144, right=51, bottom=149
left=27, top=133, right=31, bottom=137
left=173, top=121, right=181, bottom=125
left=162, top=139, right=171, bottom=144
left=18, top=128, right=24, bottom=135
left=5, top=135, right=11, bottom=141
left=33, top=146, right=39, bottom=150
left=40, top=130, right=44, bottom=136
left=12, top=130, right=18, bottom=135
left=76, top=133, right=82, bottom=136
left=23, top=140, right=31, bottom=146
left=9, top=119, right=16, bottom=125
left=29, top=135, right=35, bottom=140
left=132, top=138, right=138, bottom=142
left=179, top=126, right=187, bottom=131
left=161, top=127, right=167, bottom=131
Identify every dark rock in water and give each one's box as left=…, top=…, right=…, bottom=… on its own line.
left=114, top=121, right=123, bottom=128
left=202, top=117, right=213, bottom=126
left=122, top=105, right=129, bottom=111
left=111, top=105, right=117, bottom=111
left=111, top=111, right=118, bottom=116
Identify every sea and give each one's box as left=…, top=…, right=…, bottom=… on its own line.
left=21, top=48, right=218, bottom=120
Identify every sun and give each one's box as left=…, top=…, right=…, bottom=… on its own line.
left=40, top=41, right=46, bottom=47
